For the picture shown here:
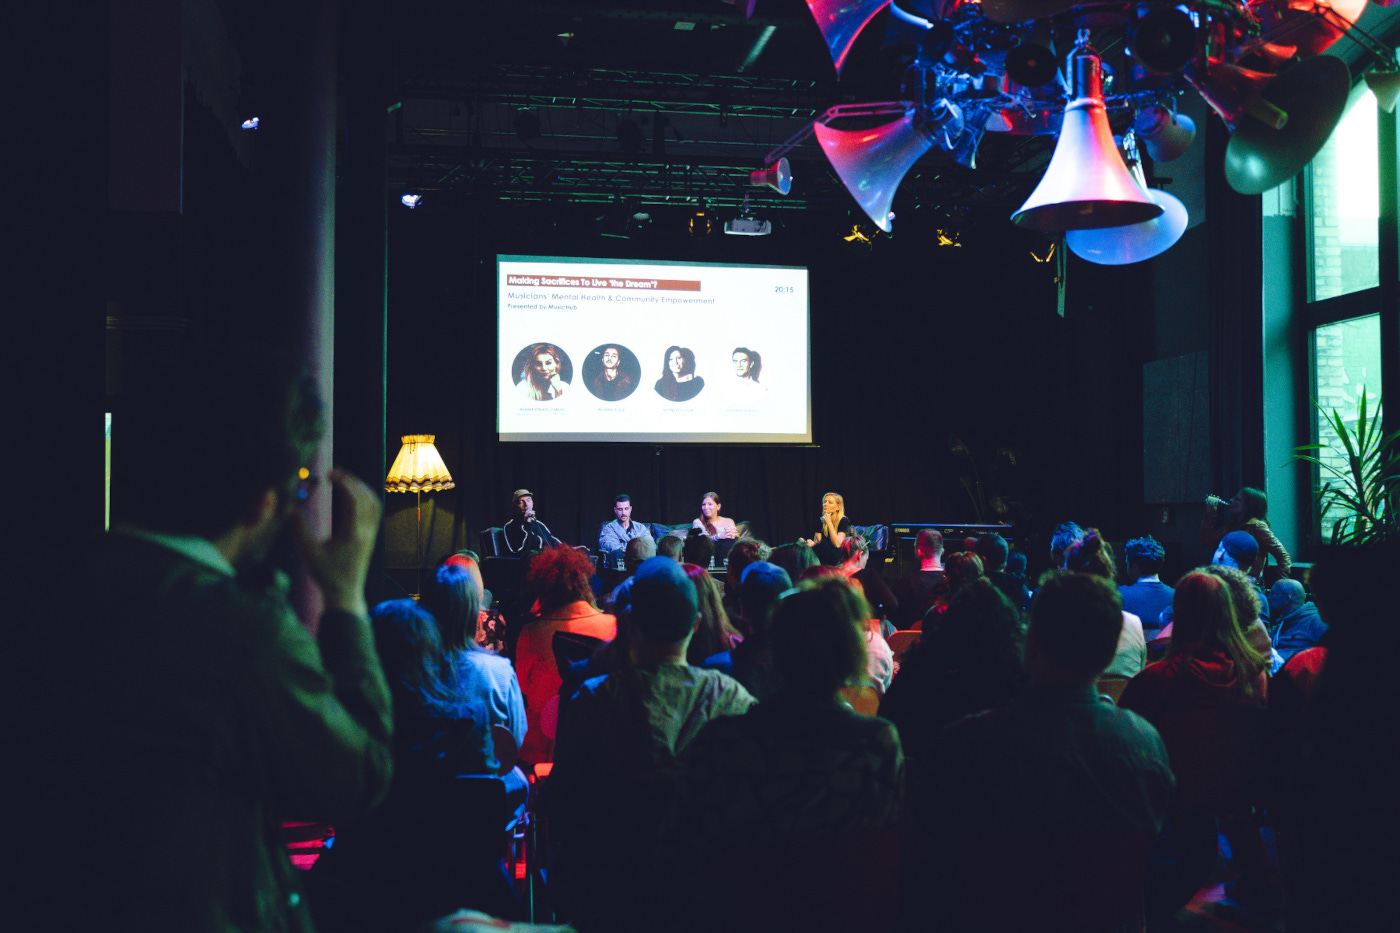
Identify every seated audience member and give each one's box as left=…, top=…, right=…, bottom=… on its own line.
left=1120, top=571, right=1268, bottom=721
left=513, top=546, right=616, bottom=766
left=1119, top=535, right=1174, bottom=642
left=891, top=529, right=946, bottom=628
left=1050, top=521, right=1086, bottom=571
left=441, top=549, right=507, bottom=653
left=880, top=578, right=1028, bottom=764
left=420, top=564, right=529, bottom=809
left=1266, top=578, right=1327, bottom=663
left=682, top=562, right=743, bottom=666
left=337, top=600, right=513, bottom=923
left=603, top=535, right=657, bottom=615
left=682, top=527, right=716, bottom=569
left=597, top=493, right=650, bottom=568
left=1005, top=550, right=1028, bottom=580
left=502, top=488, right=562, bottom=554
left=840, top=534, right=899, bottom=622
left=547, top=557, right=755, bottom=931
left=1119, top=571, right=1270, bottom=918
left=655, top=534, right=684, bottom=562
left=1204, top=563, right=1277, bottom=667
left=918, top=550, right=986, bottom=622
left=721, top=537, right=770, bottom=617
left=661, top=577, right=904, bottom=930
left=728, top=561, right=794, bottom=701
left=1154, top=534, right=1272, bottom=660
left=1064, top=531, right=1146, bottom=679
left=976, top=532, right=1031, bottom=611
left=1276, top=548, right=1390, bottom=932
left=768, top=540, right=818, bottom=583
left=914, top=572, right=1174, bottom=931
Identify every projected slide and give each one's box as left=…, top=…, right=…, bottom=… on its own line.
left=498, top=255, right=811, bottom=444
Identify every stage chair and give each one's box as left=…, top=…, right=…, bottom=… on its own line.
left=886, top=630, right=921, bottom=661
left=839, top=684, right=880, bottom=717
left=648, top=521, right=692, bottom=544
left=480, top=526, right=508, bottom=558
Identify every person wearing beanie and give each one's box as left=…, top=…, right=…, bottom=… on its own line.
left=547, top=557, right=755, bottom=931
left=728, top=561, right=794, bottom=700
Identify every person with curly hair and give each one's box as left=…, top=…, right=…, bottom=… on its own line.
left=1064, top=531, right=1146, bottom=678
left=1119, top=535, right=1174, bottom=640
left=513, top=546, right=616, bottom=765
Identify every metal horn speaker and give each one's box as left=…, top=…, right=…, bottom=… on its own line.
left=1066, top=189, right=1189, bottom=265
left=1255, top=0, right=1368, bottom=58
left=1011, top=47, right=1163, bottom=231
left=1134, top=105, right=1197, bottom=162
left=749, top=158, right=793, bottom=195
left=1225, top=55, right=1351, bottom=194
left=1131, top=8, right=1198, bottom=75
left=815, top=104, right=944, bottom=232
left=805, top=0, right=891, bottom=75
left=1186, top=59, right=1290, bottom=131
left=1364, top=71, right=1400, bottom=114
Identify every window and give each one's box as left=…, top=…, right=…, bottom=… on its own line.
left=1309, top=87, right=1379, bottom=302
left=1312, top=315, right=1382, bottom=541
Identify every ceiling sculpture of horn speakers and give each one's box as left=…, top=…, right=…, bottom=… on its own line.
left=767, top=0, right=1380, bottom=261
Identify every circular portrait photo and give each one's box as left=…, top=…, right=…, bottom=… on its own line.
left=581, top=342, right=642, bottom=402
left=730, top=346, right=766, bottom=392
left=654, top=345, right=705, bottom=402
left=512, top=342, right=573, bottom=402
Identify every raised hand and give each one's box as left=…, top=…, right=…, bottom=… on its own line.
left=295, top=468, right=382, bottom=617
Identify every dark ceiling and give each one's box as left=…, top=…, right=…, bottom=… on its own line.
left=377, top=0, right=1057, bottom=217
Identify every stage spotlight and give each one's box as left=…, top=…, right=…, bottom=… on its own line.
left=241, top=117, right=259, bottom=130
left=689, top=203, right=713, bottom=237
left=401, top=193, right=422, bottom=209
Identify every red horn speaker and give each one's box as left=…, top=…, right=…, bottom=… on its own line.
left=815, top=106, right=934, bottom=232
left=805, top=0, right=891, bottom=75
left=749, top=158, right=793, bottom=195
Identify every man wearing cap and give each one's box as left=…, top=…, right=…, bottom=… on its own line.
left=502, top=488, right=561, bottom=553
left=548, top=556, right=755, bottom=930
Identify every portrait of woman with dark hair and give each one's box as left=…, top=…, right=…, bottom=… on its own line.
left=654, top=345, right=705, bottom=401
left=515, top=342, right=570, bottom=401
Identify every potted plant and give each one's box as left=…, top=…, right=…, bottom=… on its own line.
left=1291, top=388, right=1400, bottom=545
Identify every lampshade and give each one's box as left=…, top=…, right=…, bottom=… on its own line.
left=385, top=435, right=455, bottom=492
